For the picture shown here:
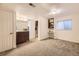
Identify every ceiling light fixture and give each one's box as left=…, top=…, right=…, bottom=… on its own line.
left=49, top=8, right=62, bottom=15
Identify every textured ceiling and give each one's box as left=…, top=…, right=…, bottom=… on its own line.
left=0, top=3, right=79, bottom=18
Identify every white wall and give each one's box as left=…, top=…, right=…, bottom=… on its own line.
left=28, top=19, right=35, bottom=40
left=38, top=16, right=48, bottom=40
left=28, top=16, right=48, bottom=41
left=54, top=13, right=79, bottom=43
left=28, top=16, right=49, bottom=41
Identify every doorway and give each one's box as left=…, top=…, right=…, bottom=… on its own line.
left=35, top=21, right=38, bottom=39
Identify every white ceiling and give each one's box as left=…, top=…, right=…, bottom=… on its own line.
left=0, top=3, right=79, bottom=18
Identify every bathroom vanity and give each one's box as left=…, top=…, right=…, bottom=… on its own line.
left=16, top=31, right=29, bottom=45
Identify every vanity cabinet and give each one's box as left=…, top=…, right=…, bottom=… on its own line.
left=16, top=31, right=29, bottom=44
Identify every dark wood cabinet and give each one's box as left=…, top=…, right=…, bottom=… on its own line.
left=16, top=31, right=29, bottom=45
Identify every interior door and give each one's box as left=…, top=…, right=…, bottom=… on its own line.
left=0, top=10, right=13, bottom=52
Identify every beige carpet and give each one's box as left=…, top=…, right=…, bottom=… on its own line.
left=4, top=39, right=79, bottom=56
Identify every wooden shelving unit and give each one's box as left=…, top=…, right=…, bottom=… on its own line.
left=48, top=18, right=54, bottom=39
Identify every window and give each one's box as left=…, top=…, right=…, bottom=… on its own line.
left=57, top=21, right=64, bottom=30
left=56, top=19, right=72, bottom=30
left=64, top=20, right=72, bottom=30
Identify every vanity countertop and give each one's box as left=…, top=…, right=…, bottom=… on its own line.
left=16, top=30, right=29, bottom=32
